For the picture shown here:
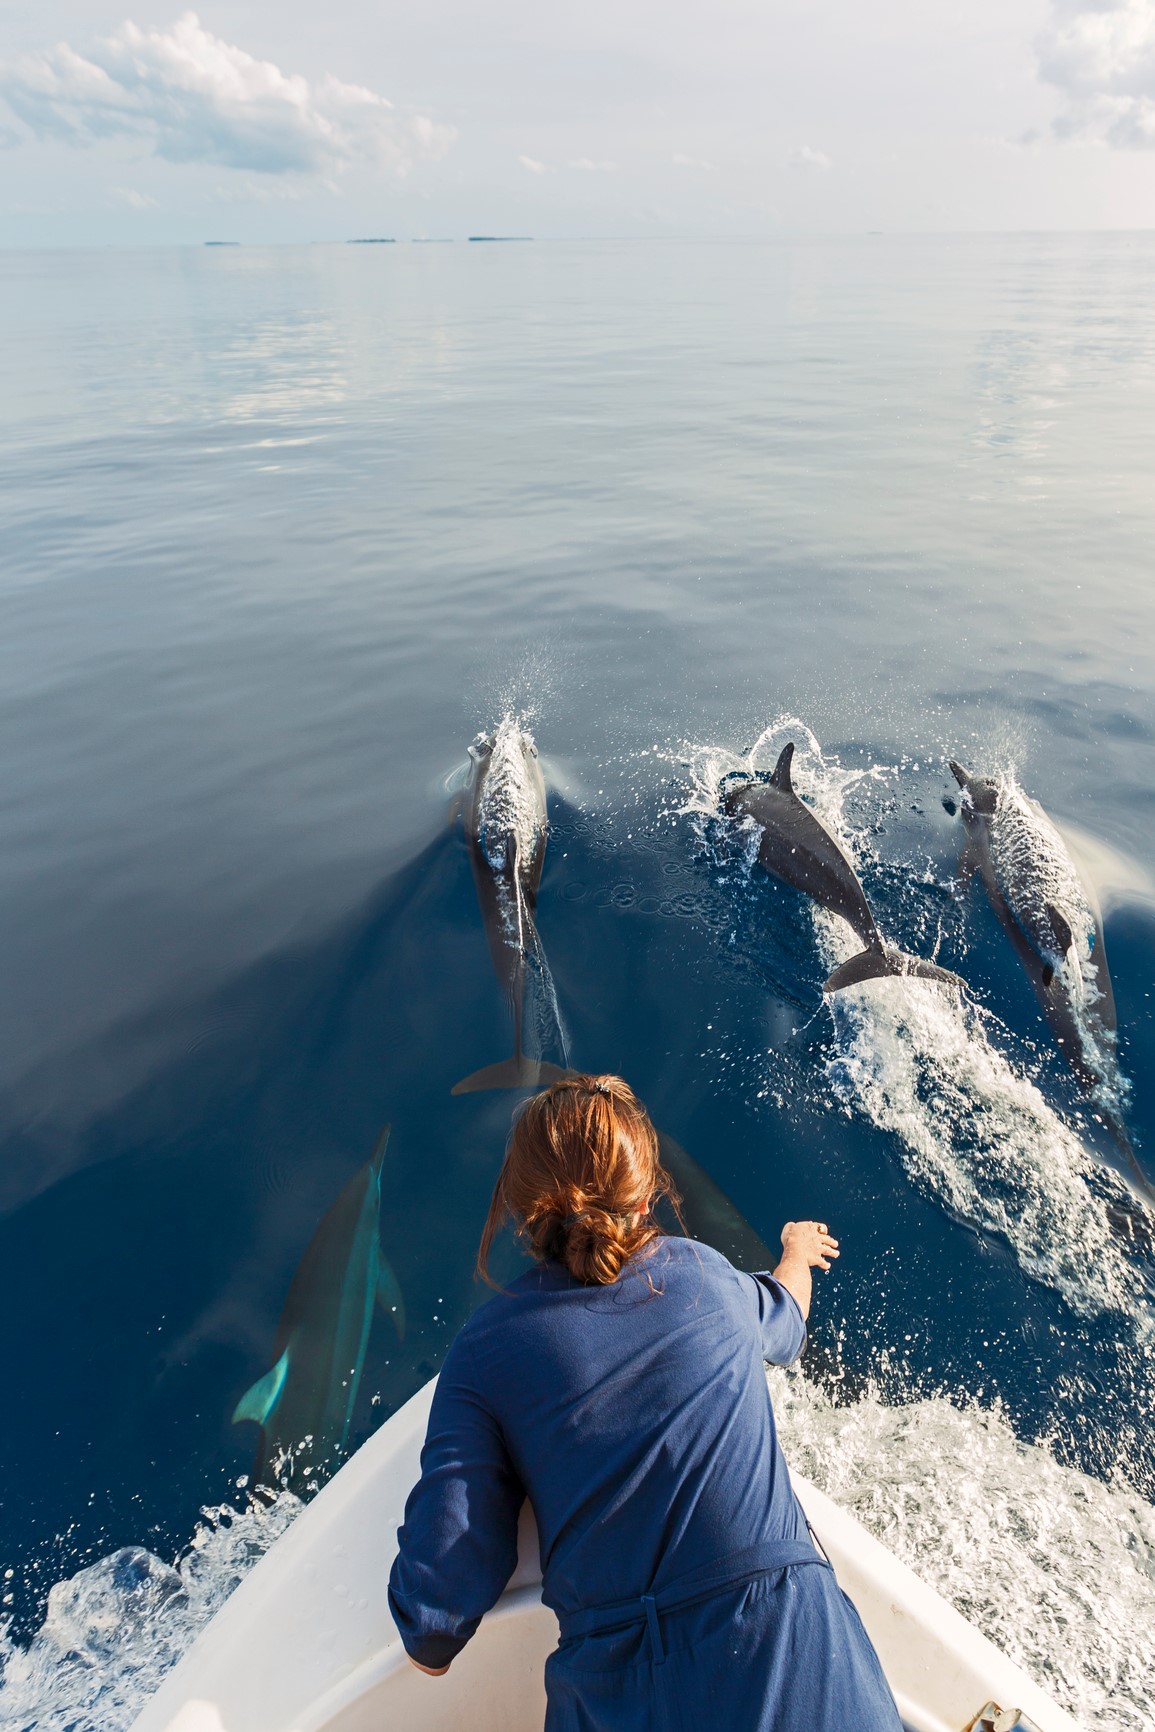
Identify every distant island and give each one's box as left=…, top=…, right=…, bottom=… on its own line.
left=204, top=240, right=239, bottom=246
left=348, top=237, right=395, bottom=244
left=468, top=236, right=533, bottom=243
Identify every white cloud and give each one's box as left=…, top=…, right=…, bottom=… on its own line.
left=518, top=153, right=547, bottom=173
left=568, top=156, right=616, bottom=172
left=110, top=185, right=156, bottom=208
left=0, top=12, right=455, bottom=176
left=671, top=152, right=714, bottom=171
left=1038, top=0, right=1155, bottom=146
left=787, top=144, right=831, bottom=171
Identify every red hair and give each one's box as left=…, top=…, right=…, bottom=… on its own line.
left=477, top=1074, right=681, bottom=1286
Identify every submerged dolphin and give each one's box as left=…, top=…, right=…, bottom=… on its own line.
left=232, top=1127, right=405, bottom=1487
left=654, top=1131, right=778, bottom=1272
left=724, top=742, right=962, bottom=994
left=948, top=761, right=1154, bottom=1207
left=452, top=719, right=572, bottom=1093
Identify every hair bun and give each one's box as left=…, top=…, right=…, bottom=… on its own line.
left=562, top=1203, right=632, bottom=1285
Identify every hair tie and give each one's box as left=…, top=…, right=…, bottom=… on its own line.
left=589, top=1080, right=613, bottom=1097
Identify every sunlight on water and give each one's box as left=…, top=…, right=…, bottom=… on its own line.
left=774, top=1367, right=1155, bottom=1732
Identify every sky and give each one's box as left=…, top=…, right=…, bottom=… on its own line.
left=1, top=0, right=1154, bottom=243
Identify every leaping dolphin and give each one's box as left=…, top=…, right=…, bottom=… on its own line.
left=947, top=760, right=1155, bottom=1212
left=232, top=1127, right=405, bottom=1488
left=452, top=718, right=572, bottom=1094
left=724, top=742, right=962, bottom=994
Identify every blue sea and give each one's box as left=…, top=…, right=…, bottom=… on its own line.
left=1, top=235, right=1153, bottom=1729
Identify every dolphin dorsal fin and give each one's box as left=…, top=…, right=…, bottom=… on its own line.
left=231, top=1347, right=289, bottom=1429
left=770, top=742, right=795, bottom=794
left=1046, top=902, right=1075, bottom=959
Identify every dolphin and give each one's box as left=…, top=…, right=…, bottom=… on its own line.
left=948, top=761, right=1117, bottom=1084
left=724, top=742, right=963, bottom=994
left=452, top=719, right=572, bottom=1093
left=948, top=760, right=1154, bottom=1205
left=654, top=1131, right=778, bottom=1271
left=232, top=1127, right=405, bottom=1487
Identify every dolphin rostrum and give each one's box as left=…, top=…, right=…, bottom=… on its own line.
left=724, top=742, right=962, bottom=994
left=452, top=718, right=572, bottom=1094
left=948, top=760, right=1154, bottom=1209
left=232, top=1127, right=405, bottom=1487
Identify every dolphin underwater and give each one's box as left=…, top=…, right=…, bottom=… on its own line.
left=452, top=719, right=573, bottom=1094
left=232, top=1127, right=406, bottom=1487
left=654, top=1131, right=778, bottom=1271
left=948, top=760, right=1154, bottom=1209
left=724, top=742, right=963, bottom=994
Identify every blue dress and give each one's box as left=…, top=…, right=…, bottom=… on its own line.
left=389, top=1238, right=902, bottom=1731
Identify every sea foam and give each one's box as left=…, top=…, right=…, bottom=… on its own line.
left=774, top=1367, right=1155, bottom=1732
left=0, top=1492, right=299, bottom=1732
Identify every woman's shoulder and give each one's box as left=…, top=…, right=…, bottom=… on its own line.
left=657, top=1234, right=741, bottom=1272
left=642, top=1234, right=761, bottom=1292
left=454, top=1264, right=559, bottom=1339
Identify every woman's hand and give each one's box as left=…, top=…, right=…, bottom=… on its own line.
left=772, top=1220, right=839, bottom=1321
left=780, top=1220, right=839, bottom=1271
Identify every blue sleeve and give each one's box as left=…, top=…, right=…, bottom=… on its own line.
left=388, top=1339, right=525, bottom=1670
left=740, top=1271, right=807, bottom=1365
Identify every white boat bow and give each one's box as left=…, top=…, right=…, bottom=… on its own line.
left=130, top=1379, right=1083, bottom=1732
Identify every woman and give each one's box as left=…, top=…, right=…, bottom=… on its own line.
left=389, top=1075, right=902, bottom=1731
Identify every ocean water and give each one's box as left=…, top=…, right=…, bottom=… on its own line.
left=1, top=235, right=1154, bottom=1729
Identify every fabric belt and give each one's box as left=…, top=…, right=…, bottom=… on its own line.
left=557, top=1537, right=831, bottom=1665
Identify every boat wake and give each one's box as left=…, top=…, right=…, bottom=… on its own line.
left=0, top=1491, right=299, bottom=1732
left=773, top=1365, right=1155, bottom=1732
left=675, top=718, right=1155, bottom=1333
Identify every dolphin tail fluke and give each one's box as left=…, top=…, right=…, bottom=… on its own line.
left=451, top=1056, right=577, bottom=1095
left=231, top=1347, right=290, bottom=1429
left=823, top=948, right=964, bottom=994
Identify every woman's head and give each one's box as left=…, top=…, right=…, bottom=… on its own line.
left=478, top=1074, right=680, bottom=1286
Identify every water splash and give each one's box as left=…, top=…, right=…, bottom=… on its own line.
left=675, top=719, right=1155, bottom=1330
left=773, top=1366, right=1155, bottom=1732
left=0, top=1491, right=299, bottom=1732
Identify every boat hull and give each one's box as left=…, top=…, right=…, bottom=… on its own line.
left=131, top=1379, right=1082, bottom=1732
